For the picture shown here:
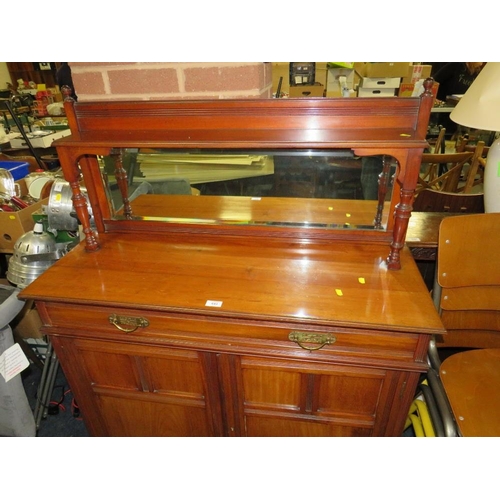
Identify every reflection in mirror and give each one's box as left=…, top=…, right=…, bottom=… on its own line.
left=99, top=149, right=397, bottom=231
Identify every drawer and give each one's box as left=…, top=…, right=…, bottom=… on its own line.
left=38, top=301, right=424, bottom=368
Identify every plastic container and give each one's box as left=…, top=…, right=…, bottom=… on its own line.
left=24, top=169, right=48, bottom=189
left=0, top=161, right=30, bottom=181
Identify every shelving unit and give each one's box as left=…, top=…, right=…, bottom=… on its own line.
left=7, top=63, right=61, bottom=89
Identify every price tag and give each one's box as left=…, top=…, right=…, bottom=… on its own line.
left=205, top=300, right=223, bottom=308
left=0, top=343, right=30, bottom=382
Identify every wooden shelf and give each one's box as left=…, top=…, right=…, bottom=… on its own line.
left=7, top=62, right=61, bottom=89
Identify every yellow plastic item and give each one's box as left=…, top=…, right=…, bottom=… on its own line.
left=406, top=396, right=436, bottom=437
left=327, top=62, right=354, bottom=69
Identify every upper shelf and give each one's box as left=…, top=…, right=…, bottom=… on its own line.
left=59, top=96, right=432, bottom=149
left=52, top=81, right=435, bottom=270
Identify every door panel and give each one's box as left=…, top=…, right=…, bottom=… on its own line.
left=58, top=338, right=222, bottom=436
left=232, top=356, right=390, bottom=436
left=245, top=416, right=373, bottom=437
left=96, top=395, right=212, bottom=436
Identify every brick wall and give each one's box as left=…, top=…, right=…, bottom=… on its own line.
left=70, top=62, right=273, bottom=101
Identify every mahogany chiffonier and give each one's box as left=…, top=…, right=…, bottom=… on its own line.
left=20, top=81, right=445, bottom=436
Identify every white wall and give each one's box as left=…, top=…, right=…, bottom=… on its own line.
left=0, top=62, right=12, bottom=89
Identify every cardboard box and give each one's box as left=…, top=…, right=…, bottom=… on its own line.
left=12, top=301, right=44, bottom=339
left=289, top=83, right=324, bottom=98
left=353, top=62, right=366, bottom=77
left=0, top=179, right=47, bottom=253
left=356, top=62, right=411, bottom=78
left=366, top=62, right=410, bottom=78
left=398, top=80, right=439, bottom=102
left=326, top=67, right=357, bottom=98
left=360, top=77, right=401, bottom=89
left=358, top=87, right=396, bottom=98
left=314, top=62, right=328, bottom=87
left=402, top=64, right=432, bottom=84
left=398, top=83, right=416, bottom=97
left=9, top=128, right=71, bottom=149
left=326, top=68, right=355, bottom=91
left=272, top=63, right=328, bottom=97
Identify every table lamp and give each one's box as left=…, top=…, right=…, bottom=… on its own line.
left=450, top=62, right=500, bottom=212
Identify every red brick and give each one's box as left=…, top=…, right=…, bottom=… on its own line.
left=109, top=68, right=179, bottom=94
left=70, top=63, right=272, bottom=100
left=70, top=62, right=127, bottom=67
left=72, top=71, right=106, bottom=95
left=184, top=64, right=264, bottom=92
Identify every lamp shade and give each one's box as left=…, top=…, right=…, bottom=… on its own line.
left=450, top=62, right=500, bottom=213
left=450, top=62, right=500, bottom=131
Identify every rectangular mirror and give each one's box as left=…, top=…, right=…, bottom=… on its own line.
left=101, top=149, right=397, bottom=231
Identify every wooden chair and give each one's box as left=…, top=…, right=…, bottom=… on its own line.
left=439, top=348, right=500, bottom=436
left=457, top=141, right=486, bottom=193
left=417, top=141, right=486, bottom=194
left=412, top=189, right=484, bottom=213
left=411, top=213, right=500, bottom=436
left=417, top=151, right=473, bottom=193
left=456, top=134, right=490, bottom=156
left=426, top=127, right=446, bottom=154
left=434, top=213, right=500, bottom=349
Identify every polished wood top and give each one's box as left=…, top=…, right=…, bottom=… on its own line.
left=440, top=349, right=500, bottom=437
left=406, top=211, right=451, bottom=248
left=20, top=232, right=444, bottom=334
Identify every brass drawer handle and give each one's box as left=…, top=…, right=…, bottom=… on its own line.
left=288, top=331, right=336, bottom=351
left=109, top=314, right=149, bottom=333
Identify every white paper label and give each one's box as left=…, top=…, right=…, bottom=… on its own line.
left=0, top=343, right=30, bottom=382
left=205, top=300, right=223, bottom=308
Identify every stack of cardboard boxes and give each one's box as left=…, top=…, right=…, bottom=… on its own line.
left=356, top=62, right=410, bottom=97
left=272, top=63, right=435, bottom=100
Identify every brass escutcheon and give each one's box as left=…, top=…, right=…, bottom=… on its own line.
left=288, top=331, right=336, bottom=351
left=109, top=314, right=149, bottom=333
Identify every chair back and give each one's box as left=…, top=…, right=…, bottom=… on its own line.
left=427, top=127, right=446, bottom=154
left=458, top=141, right=486, bottom=193
left=412, top=189, right=484, bottom=213
left=435, top=213, right=500, bottom=348
left=418, top=151, right=473, bottom=193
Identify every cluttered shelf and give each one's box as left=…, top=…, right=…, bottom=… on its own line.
left=0, top=83, right=70, bottom=173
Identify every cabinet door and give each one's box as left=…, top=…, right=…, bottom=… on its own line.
left=52, top=336, right=224, bottom=437
left=219, top=354, right=402, bottom=437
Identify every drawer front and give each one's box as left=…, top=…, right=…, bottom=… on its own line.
left=38, top=301, right=424, bottom=369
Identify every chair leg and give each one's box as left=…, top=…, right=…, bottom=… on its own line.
left=426, top=368, right=458, bottom=437
left=420, top=383, right=445, bottom=436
